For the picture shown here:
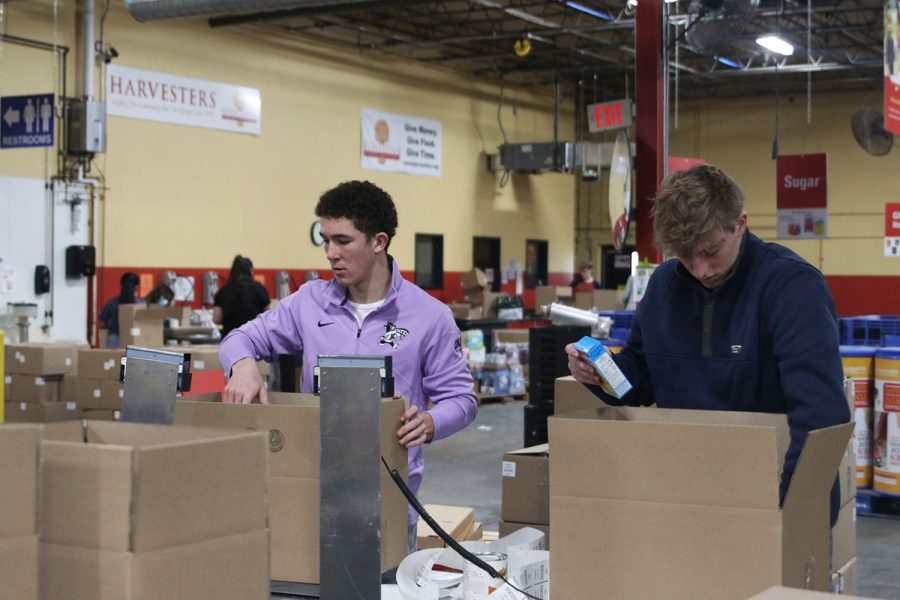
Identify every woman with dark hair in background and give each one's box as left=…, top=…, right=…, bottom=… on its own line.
left=99, top=271, right=140, bottom=348
left=213, top=255, right=271, bottom=337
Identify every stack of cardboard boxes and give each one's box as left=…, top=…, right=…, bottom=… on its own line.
left=75, top=348, right=125, bottom=420
left=448, top=269, right=502, bottom=320
left=3, top=343, right=82, bottom=423
left=0, top=420, right=269, bottom=599
left=175, top=392, right=408, bottom=583
left=500, top=444, right=550, bottom=546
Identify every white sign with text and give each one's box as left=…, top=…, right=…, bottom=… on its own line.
left=106, top=65, right=261, bottom=135
left=360, top=108, right=441, bottom=177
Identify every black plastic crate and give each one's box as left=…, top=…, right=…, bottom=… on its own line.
left=524, top=402, right=554, bottom=447
left=528, top=325, right=590, bottom=406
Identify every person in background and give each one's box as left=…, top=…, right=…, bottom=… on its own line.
left=213, top=255, right=271, bottom=337
left=566, top=164, right=850, bottom=527
left=218, top=180, right=477, bottom=554
left=144, top=284, right=175, bottom=305
left=98, top=271, right=139, bottom=348
left=569, top=260, right=602, bottom=292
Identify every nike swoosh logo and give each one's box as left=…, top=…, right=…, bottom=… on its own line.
left=317, top=320, right=334, bottom=327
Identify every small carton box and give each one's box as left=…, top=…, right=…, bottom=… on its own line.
left=461, top=268, right=486, bottom=294
left=39, top=420, right=269, bottom=600
left=549, top=407, right=852, bottom=599
left=498, top=520, right=550, bottom=549
left=59, top=374, right=77, bottom=403
left=175, top=392, right=407, bottom=584
left=118, top=305, right=165, bottom=348
left=3, top=402, right=82, bottom=423
left=501, top=444, right=549, bottom=526
left=416, top=504, right=475, bottom=550
left=77, top=348, right=124, bottom=380
left=4, top=343, right=78, bottom=376
left=572, top=336, right=632, bottom=399
left=9, top=374, right=62, bottom=404
left=75, top=378, right=103, bottom=410
left=101, top=380, right=125, bottom=410
left=183, top=345, right=222, bottom=372
left=0, top=424, right=40, bottom=600
left=574, top=289, right=622, bottom=311
left=82, top=408, right=120, bottom=421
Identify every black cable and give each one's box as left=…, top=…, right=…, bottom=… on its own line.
left=380, top=456, right=545, bottom=600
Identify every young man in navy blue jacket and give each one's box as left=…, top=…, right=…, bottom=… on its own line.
left=566, top=164, right=850, bottom=526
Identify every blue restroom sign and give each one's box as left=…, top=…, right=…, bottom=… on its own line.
left=1, top=94, right=55, bottom=148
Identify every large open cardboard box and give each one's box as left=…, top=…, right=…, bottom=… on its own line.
left=175, top=392, right=408, bottom=584
left=0, top=424, right=40, bottom=599
left=38, top=420, right=269, bottom=600
left=548, top=406, right=851, bottom=600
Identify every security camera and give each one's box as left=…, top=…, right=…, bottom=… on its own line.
left=104, top=46, right=119, bottom=65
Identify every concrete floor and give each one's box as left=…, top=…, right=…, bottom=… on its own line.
left=418, top=399, right=900, bottom=599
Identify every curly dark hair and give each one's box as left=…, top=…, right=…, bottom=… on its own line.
left=315, top=180, right=398, bottom=250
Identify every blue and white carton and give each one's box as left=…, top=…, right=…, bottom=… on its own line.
left=572, top=336, right=632, bottom=399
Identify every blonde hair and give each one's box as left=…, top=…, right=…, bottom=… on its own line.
left=651, top=165, right=744, bottom=257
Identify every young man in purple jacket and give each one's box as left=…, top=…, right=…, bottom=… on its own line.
left=219, top=180, right=478, bottom=553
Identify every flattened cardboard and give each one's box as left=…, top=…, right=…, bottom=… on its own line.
left=40, top=528, right=269, bottom=600
left=554, top=376, right=610, bottom=415
left=4, top=343, right=78, bottom=376
left=0, top=534, right=38, bottom=600
left=548, top=406, right=851, bottom=599
left=174, top=392, right=408, bottom=583
left=0, top=425, right=39, bottom=538
left=77, top=349, right=124, bottom=380
left=501, top=444, right=549, bottom=525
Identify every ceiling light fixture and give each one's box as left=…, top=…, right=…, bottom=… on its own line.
left=756, top=35, right=794, bottom=56
left=714, top=55, right=741, bottom=68
left=564, top=1, right=613, bottom=20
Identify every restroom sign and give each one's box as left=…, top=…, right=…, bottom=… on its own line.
left=776, top=153, right=828, bottom=240
left=1, top=94, right=55, bottom=149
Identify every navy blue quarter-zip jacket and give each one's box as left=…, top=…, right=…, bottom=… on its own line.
left=588, top=231, right=850, bottom=525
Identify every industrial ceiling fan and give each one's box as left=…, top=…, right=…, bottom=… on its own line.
left=851, top=107, right=894, bottom=156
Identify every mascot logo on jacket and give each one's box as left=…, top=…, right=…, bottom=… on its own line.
left=379, top=322, right=410, bottom=349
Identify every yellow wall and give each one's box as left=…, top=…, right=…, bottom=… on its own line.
left=1, top=1, right=576, bottom=274
left=669, top=90, right=896, bottom=275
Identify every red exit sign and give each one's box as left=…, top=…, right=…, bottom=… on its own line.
left=586, top=99, right=632, bottom=133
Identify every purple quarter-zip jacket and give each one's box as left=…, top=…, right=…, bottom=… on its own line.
left=219, top=256, right=478, bottom=525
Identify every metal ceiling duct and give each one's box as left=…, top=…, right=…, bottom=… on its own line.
left=123, top=0, right=368, bottom=22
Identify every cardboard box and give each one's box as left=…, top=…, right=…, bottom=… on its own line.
left=501, top=444, right=549, bottom=525
left=839, top=439, right=856, bottom=508
left=749, top=585, right=868, bottom=599
left=833, top=557, right=858, bottom=596
left=118, top=305, right=165, bottom=348
left=4, top=343, right=78, bottom=376
left=82, top=408, right=120, bottom=421
left=174, top=392, right=407, bottom=583
left=4, top=374, right=12, bottom=405
left=77, top=348, right=124, bottom=380
left=461, top=268, right=486, bottom=293
left=9, top=374, right=62, bottom=403
left=831, top=501, right=856, bottom=570
left=101, top=379, right=124, bottom=410
left=498, top=520, right=550, bottom=548
left=548, top=406, right=852, bottom=599
left=554, top=376, right=611, bottom=415
left=574, top=289, right=621, bottom=311
left=0, top=424, right=41, bottom=599
left=449, top=302, right=484, bottom=321
left=75, top=378, right=104, bottom=410
left=416, top=504, right=474, bottom=550
left=39, top=420, right=269, bottom=600
left=3, top=401, right=82, bottom=423
left=183, top=345, right=222, bottom=372
left=60, top=374, right=77, bottom=403
left=467, top=521, right=484, bottom=541
left=535, top=286, right=573, bottom=309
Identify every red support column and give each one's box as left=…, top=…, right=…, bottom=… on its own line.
left=635, top=0, right=665, bottom=263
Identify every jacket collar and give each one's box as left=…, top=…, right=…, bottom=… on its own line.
left=323, top=254, right=403, bottom=307
left=674, top=230, right=755, bottom=293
